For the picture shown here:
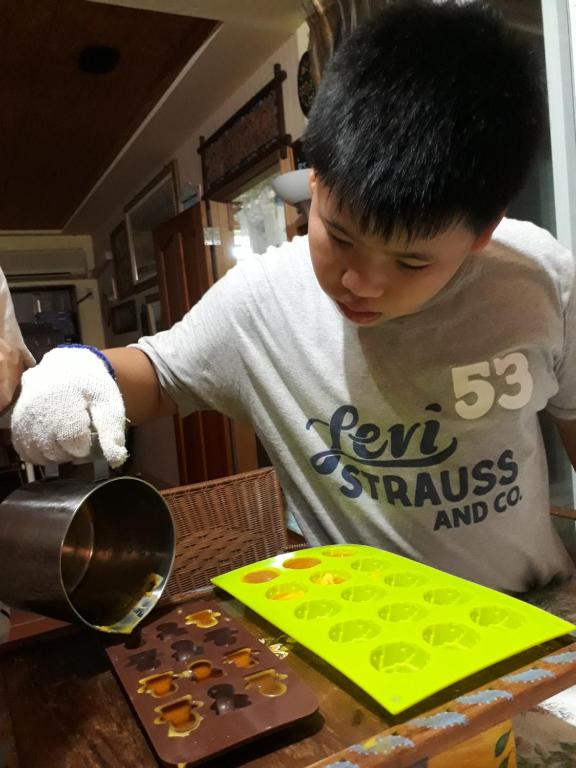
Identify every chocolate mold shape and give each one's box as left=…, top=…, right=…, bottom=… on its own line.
left=310, top=570, right=350, bottom=586
left=422, top=622, right=480, bottom=651
left=341, top=585, right=386, bottom=603
left=329, top=620, right=380, bottom=643
left=208, top=683, right=251, bottom=715
left=294, top=599, right=341, bottom=620
left=423, top=588, right=470, bottom=606
left=171, top=640, right=204, bottom=663
left=370, top=642, right=430, bottom=674
left=185, top=660, right=223, bottom=682
left=242, top=569, right=280, bottom=584
left=223, top=647, right=260, bottom=669
left=138, top=672, right=178, bottom=698
left=379, top=602, right=428, bottom=623
left=320, top=547, right=356, bottom=558
left=157, top=622, right=188, bottom=641
left=153, top=696, right=204, bottom=737
left=185, top=609, right=221, bottom=629
left=351, top=558, right=391, bottom=574
left=266, top=583, right=308, bottom=601
left=384, top=572, right=428, bottom=588
left=126, top=648, right=161, bottom=672
left=203, top=627, right=239, bottom=647
left=282, top=557, right=321, bottom=569
left=244, top=668, right=288, bottom=697
left=470, top=606, right=525, bottom=630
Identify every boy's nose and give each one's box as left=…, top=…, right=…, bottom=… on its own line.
left=341, top=268, right=385, bottom=299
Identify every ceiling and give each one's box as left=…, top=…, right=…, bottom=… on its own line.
left=0, top=0, right=303, bottom=234
left=88, top=0, right=304, bottom=32
left=0, top=0, right=218, bottom=230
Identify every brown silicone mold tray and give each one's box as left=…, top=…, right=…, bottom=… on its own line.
left=105, top=598, right=319, bottom=767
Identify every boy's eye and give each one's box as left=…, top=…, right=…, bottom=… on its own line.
left=397, top=260, right=430, bottom=271
left=327, top=230, right=353, bottom=248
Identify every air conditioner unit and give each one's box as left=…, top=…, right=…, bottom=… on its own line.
left=1, top=249, right=89, bottom=280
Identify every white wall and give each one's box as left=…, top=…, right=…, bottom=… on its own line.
left=92, top=26, right=307, bottom=269
left=176, top=32, right=306, bottom=193
left=90, top=27, right=307, bottom=488
left=0, top=234, right=95, bottom=269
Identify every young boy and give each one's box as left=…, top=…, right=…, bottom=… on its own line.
left=11, top=0, right=576, bottom=594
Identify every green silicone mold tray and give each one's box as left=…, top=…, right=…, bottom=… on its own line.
left=212, top=545, right=575, bottom=714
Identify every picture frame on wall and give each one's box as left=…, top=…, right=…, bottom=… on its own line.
left=110, top=220, right=133, bottom=300
left=125, top=162, right=180, bottom=291
left=110, top=299, right=138, bottom=335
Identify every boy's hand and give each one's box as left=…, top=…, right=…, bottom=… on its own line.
left=11, top=347, right=128, bottom=468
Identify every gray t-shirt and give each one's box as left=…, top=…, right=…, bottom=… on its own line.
left=136, top=217, right=576, bottom=592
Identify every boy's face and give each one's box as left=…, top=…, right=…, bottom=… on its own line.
left=307, top=171, right=498, bottom=324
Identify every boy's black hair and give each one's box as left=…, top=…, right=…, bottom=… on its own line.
left=303, top=0, right=545, bottom=240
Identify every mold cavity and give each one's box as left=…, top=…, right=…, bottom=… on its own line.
left=138, top=672, right=177, bottom=698
left=370, top=642, right=430, bottom=674
left=384, top=572, right=427, bottom=588
left=126, top=649, right=161, bottom=672
left=329, top=620, right=380, bottom=643
left=423, top=622, right=480, bottom=650
left=223, top=647, right=260, bottom=669
left=154, top=696, right=204, bottom=735
left=266, top=583, right=308, bottom=601
left=188, top=660, right=223, bottom=681
left=470, top=606, right=525, bottom=630
left=203, top=627, right=239, bottom=647
left=283, top=557, right=321, bottom=569
left=185, top=609, right=221, bottom=629
left=208, top=683, right=251, bottom=714
left=351, top=558, right=390, bottom=574
left=244, top=668, right=288, bottom=697
left=242, top=569, right=280, bottom=583
left=341, top=585, right=386, bottom=603
left=321, top=547, right=356, bottom=558
left=423, top=588, right=469, bottom=606
left=379, top=602, right=428, bottom=623
left=294, top=599, right=341, bottom=620
left=171, top=639, right=203, bottom=663
left=310, top=570, right=350, bottom=586
left=156, top=622, right=187, bottom=641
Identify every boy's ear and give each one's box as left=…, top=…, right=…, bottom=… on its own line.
left=309, top=169, right=317, bottom=196
left=470, top=213, right=505, bottom=251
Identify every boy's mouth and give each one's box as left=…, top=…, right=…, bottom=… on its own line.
left=336, top=301, right=383, bottom=325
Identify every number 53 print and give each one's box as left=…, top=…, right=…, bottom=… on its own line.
left=451, top=353, right=534, bottom=420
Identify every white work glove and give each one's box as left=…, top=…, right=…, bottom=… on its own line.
left=11, top=346, right=128, bottom=468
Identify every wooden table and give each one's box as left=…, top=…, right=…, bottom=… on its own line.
left=2, top=580, right=576, bottom=768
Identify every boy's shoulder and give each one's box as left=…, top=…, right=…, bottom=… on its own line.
left=489, top=217, right=575, bottom=305
left=226, top=235, right=313, bottom=291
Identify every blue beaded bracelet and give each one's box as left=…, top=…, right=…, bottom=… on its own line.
left=56, top=344, right=116, bottom=380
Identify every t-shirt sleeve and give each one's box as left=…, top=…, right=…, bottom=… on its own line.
left=132, top=265, right=250, bottom=420
left=547, top=263, right=576, bottom=420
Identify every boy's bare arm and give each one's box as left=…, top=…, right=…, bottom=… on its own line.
left=553, top=417, right=576, bottom=474
left=104, top=348, right=177, bottom=425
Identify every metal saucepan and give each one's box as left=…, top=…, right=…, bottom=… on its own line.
left=0, top=469, right=175, bottom=633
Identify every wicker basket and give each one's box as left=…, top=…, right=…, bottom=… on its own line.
left=159, top=467, right=289, bottom=605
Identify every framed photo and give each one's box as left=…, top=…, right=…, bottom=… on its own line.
left=111, top=299, right=138, bottom=335
left=126, top=163, right=179, bottom=290
left=110, top=221, right=133, bottom=300
left=145, top=292, right=163, bottom=335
